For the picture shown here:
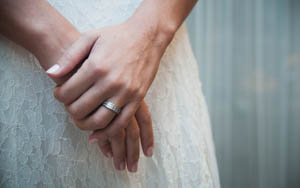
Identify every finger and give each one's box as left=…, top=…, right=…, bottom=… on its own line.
left=104, top=101, right=140, bottom=138
left=88, top=135, right=113, bottom=158
left=66, top=81, right=113, bottom=120
left=110, top=130, right=126, bottom=171
left=97, top=139, right=113, bottom=158
left=90, top=130, right=127, bottom=171
left=53, top=60, right=95, bottom=105
left=73, top=96, right=125, bottom=131
left=46, top=32, right=99, bottom=78
left=126, top=118, right=140, bottom=173
left=135, top=100, right=154, bottom=157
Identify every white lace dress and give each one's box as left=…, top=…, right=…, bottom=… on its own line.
left=0, top=0, right=220, bottom=187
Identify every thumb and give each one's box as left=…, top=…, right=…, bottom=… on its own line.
left=46, top=32, right=99, bottom=78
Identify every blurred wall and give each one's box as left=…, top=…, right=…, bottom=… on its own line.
left=186, top=0, right=300, bottom=188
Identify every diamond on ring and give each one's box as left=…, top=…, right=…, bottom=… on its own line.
left=102, top=101, right=121, bottom=114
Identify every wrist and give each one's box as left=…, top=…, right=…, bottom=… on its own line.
left=33, top=23, right=80, bottom=70
left=127, top=2, right=177, bottom=48
left=32, top=21, right=80, bottom=85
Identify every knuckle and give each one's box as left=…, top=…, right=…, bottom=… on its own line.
left=91, top=116, right=105, bottom=129
left=124, top=84, right=145, bottom=100
left=94, top=66, right=107, bottom=76
left=87, top=59, right=107, bottom=77
left=135, top=88, right=146, bottom=99
left=105, top=75, right=124, bottom=90
left=67, top=105, right=81, bottom=119
left=74, top=122, right=88, bottom=131
left=54, top=88, right=67, bottom=103
left=124, top=84, right=138, bottom=95
left=109, top=78, right=122, bottom=90
left=91, top=116, right=101, bottom=128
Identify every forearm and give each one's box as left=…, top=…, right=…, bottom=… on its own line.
left=128, top=0, right=198, bottom=42
left=0, top=0, right=79, bottom=72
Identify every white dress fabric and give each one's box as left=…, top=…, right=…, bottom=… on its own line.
left=0, top=0, right=220, bottom=187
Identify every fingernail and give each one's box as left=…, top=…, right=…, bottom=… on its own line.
left=120, top=161, right=125, bottom=170
left=146, top=146, right=154, bottom=157
left=89, top=138, right=98, bottom=144
left=105, top=151, right=113, bottom=158
left=131, top=162, right=138, bottom=173
left=46, top=64, right=60, bottom=74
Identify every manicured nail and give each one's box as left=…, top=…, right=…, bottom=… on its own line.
left=120, top=161, right=125, bottom=170
left=146, top=146, right=154, bottom=157
left=105, top=151, right=113, bottom=158
left=130, top=162, right=138, bottom=173
left=89, top=138, right=98, bottom=144
left=46, top=64, right=60, bottom=74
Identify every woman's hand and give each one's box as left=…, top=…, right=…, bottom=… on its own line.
left=43, top=26, right=155, bottom=172
left=40, top=23, right=155, bottom=172
left=0, top=0, right=154, bottom=172
left=47, top=32, right=154, bottom=172
left=0, top=0, right=198, bottom=173
left=47, top=18, right=173, bottom=141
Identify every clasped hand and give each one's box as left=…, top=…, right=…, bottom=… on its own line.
left=47, top=20, right=172, bottom=172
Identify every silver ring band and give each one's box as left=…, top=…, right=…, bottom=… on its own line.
left=102, top=101, right=121, bottom=114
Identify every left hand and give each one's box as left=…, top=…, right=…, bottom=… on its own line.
left=47, top=18, right=173, bottom=137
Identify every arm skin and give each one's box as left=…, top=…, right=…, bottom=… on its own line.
left=0, top=0, right=198, bottom=85
left=131, top=0, right=198, bottom=38
left=0, top=0, right=154, bottom=173
left=0, top=0, right=79, bottom=84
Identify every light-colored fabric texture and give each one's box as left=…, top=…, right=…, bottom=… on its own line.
left=0, top=0, right=220, bottom=187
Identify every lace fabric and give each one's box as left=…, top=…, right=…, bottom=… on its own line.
left=0, top=0, right=220, bottom=187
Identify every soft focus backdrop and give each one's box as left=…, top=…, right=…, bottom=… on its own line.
left=186, top=0, right=300, bottom=188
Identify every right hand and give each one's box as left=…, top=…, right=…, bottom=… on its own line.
left=44, top=31, right=154, bottom=172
